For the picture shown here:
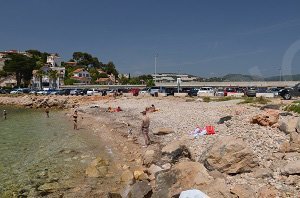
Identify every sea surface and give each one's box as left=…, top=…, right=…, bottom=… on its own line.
left=0, top=106, right=109, bottom=197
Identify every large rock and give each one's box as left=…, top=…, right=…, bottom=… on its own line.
left=281, top=160, right=300, bottom=176
left=296, top=118, right=300, bottom=132
left=126, top=181, right=152, bottom=198
left=153, top=128, right=174, bottom=135
left=200, top=136, right=258, bottom=174
left=120, top=170, right=134, bottom=184
left=161, top=141, right=192, bottom=164
left=147, top=164, right=163, bottom=176
left=281, top=132, right=300, bottom=152
left=279, top=118, right=298, bottom=134
left=85, top=157, right=109, bottom=178
left=257, top=185, right=279, bottom=198
left=230, top=184, right=256, bottom=198
left=251, top=110, right=279, bottom=127
left=143, top=147, right=161, bottom=166
left=152, top=161, right=213, bottom=197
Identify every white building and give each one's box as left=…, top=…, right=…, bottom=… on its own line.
left=152, top=73, right=198, bottom=83
left=47, top=54, right=61, bottom=67
left=71, top=68, right=91, bottom=84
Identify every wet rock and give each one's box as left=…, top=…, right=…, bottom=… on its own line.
left=126, top=180, right=152, bottom=198
left=153, top=128, right=174, bottom=135
left=257, top=185, right=279, bottom=198
left=279, top=118, right=298, bottom=134
left=153, top=161, right=213, bottom=197
left=199, top=136, right=258, bottom=175
left=281, top=160, right=300, bottom=176
left=230, top=184, right=256, bottom=198
left=251, top=110, right=279, bottom=127
left=161, top=141, right=192, bottom=164
left=120, top=170, right=134, bottom=184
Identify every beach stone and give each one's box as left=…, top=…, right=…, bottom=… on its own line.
left=257, top=185, right=279, bottom=198
left=85, top=157, right=109, bottom=178
left=279, top=118, right=298, bottom=134
left=200, top=136, right=258, bottom=174
left=143, top=147, right=161, bottom=166
left=126, top=181, right=152, bottom=198
left=281, top=160, right=300, bottom=176
left=133, top=170, right=148, bottom=181
left=230, top=184, right=256, bottom=198
left=153, top=128, right=174, bottom=135
left=253, top=167, right=273, bottom=179
left=201, top=178, right=232, bottom=198
left=147, top=164, right=163, bottom=176
left=162, top=163, right=171, bottom=170
left=217, top=116, right=232, bottom=124
left=152, top=161, right=213, bottom=197
left=161, top=141, right=192, bottom=164
left=289, top=132, right=300, bottom=152
left=108, top=192, right=122, bottom=198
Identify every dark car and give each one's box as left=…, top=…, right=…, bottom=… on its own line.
left=0, top=89, right=7, bottom=94
left=246, top=87, right=257, bottom=97
left=187, top=88, right=199, bottom=96
left=165, top=87, right=176, bottom=96
left=278, top=83, right=300, bottom=100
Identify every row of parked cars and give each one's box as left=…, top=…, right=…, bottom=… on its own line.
left=1, top=83, right=300, bottom=99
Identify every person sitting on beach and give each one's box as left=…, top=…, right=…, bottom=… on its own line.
left=146, top=104, right=158, bottom=113
left=3, top=110, right=7, bottom=120
left=115, top=106, right=122, bottom=112
left=107, top=107, right=113, bottom=112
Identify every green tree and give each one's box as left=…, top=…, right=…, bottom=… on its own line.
left=4, top=54, right=36, bottom=87
left=49, top=70, right=58, bottom=88
left=36, top=69, right=45, bottom=89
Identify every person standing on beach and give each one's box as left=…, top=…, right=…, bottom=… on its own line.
left=45, top=107, right=50, bottom=118
left=3, top=110, right=7, bottom=120
left=141, top=111, right=150, bottom=147
left=72, top=110, right=82, bottom=130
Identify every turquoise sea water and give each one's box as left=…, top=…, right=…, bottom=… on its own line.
left=0, top=106, right=108, bottom=197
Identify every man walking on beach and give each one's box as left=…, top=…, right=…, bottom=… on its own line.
left=3, top=110, right=7, bottom=120
left=141, top=111, right=150, bottom=147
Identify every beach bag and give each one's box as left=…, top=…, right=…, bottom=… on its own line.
left=205, top=126, right=215, bottom=135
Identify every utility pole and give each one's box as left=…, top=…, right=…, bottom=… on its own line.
left=154, top=54, right=158, bottom=84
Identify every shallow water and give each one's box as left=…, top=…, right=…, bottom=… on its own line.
left=0, top=106, right=110, bottom=197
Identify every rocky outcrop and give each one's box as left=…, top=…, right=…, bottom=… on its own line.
left=143, top=147, right=162, bottom=166
left=257, top=185, right=279, bottom=198
left=200, top=136, right=259, bottom=175
left=230, top=184, right=256, bottom=198
left=152, top=161, right=214, bottom=197
left=279, top=118, right=298, bottom=134
left=280, top=132, right=300, bottom=152
left=85, top=157, right=109, bottom=178
left=161, top=141, right=192, bottom=164
left=126, top=181, right=152, bottom=198
left=251, top=110, right=279, bottom=127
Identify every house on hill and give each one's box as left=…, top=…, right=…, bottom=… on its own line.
left=71, top=68, right=91, bottom=84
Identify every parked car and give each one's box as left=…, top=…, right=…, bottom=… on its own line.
left=187, top=88, right=199, bottom=96
left=215, top=88, right=224, bottom=96
left=70, top=89, right=84, bottom=96
left=139, top=88, right=150, bottom=94
left=10, top=88, right=24, bottom=94
left=0, top=89, right=7, bottom=94
left=149, top=86, right=161, bottom=96
left=165, top=87, right=176, bottom=96
left=267, top=87, right=281, bottom=96
left=87, top=89, right=98, bottom=96
left=246, top=87, right=257, bottom=97
left=278, top=83, right=300, bottom=100
left=197, top=87, right=214, bottom=95
left=224, top=87, right=237, bottom=96
left=129, top=88, right=140, bottom=96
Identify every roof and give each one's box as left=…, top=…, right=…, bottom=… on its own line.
left=96, top=78, right=111, bottom=82
left=73, top=68, right=84, bottom=73
left=71, top=76, right=91, bottom=80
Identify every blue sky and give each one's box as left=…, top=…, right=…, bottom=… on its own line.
left=1, top=0, right=300, bottom=77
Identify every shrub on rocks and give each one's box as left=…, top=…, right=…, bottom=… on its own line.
left=199, top=136, right=259, bottom=175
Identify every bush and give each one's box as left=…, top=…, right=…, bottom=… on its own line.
left=284, top=101, right=300, bottom=114
left=238, top=96, right=270, bottom=105
left=203, top=96, right=211, bottom=102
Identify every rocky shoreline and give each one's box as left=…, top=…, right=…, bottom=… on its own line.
left=1, top=95, right=300, bottom=197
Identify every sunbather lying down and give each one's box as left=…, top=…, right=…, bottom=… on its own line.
left=107, top=106, right=123, bottom=112
left=146, top=104, right=159, bottom=112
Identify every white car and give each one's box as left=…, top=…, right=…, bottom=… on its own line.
left=139, top=88, right=150, bottom=94
left=87, top=89, right=98, bottom=96
left=197, top=87, right=214, bottom=95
